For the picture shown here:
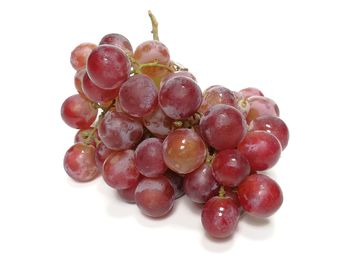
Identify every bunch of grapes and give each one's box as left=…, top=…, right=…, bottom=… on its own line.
left=61, top=11, right=289, bottom=239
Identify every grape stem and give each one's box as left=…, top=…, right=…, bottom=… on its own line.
left=86, top=100, right=115, bottom=145
left=148, top=10, right=159, bottom=41
left=218, top=186, right=226, bottom=198
left=139, top=61, right=174, bottom=72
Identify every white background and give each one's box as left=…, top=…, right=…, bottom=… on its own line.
left=0, top=0, right=349, bottom=262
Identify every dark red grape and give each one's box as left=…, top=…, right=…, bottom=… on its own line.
left=184, top=163, right=219, bottom=203
left=201, top=196, right=240, bottom=239
left=246, top=96, right=279, bottom=123
left=117, top=176, right=143, bottom=203
left=238, top=131, right=281, bottom=171
left=82, top=71, right=118, bottom=103
left=103, top=150, right=140, bottom=190
left=165, top=170, right=184, bottom=199
left=70, top=43, right=97, bottom=71
left=87, top=45, right=130, bottom=90
left=119, top=74, right=158, bottom=117
left=199, top=104, right=247, bottom=150
left=135, top=176, right=175, bottom=218
left=64, top=143, right=99, bottom=182
left=163, top=128, right=206, bottom=174
left=99, top=33, right=133, bottom=53
left=135, top=138, right=167, bottom=177
left=212, top=149, right=250, bottom=187
left=98, top=110, right=143, bottom=151
left=238, top=173, right=283, bottom=217
left=250, top=115, right=289, bottom=150
left=159, top=76, right=202, bottom=120
left=61, top=94, right=97, bottom=129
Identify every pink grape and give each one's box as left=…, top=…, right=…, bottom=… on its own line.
left=160, top=71, right=197, bottom=88
left=199, top=104, right=247, bottom=150
left=70, top=43, right=97, bottom=71
left=135, top=138, right=167, bottom=177
left=99, top=33, right=133, bottom=53
left=98, top=110, right=143, bottom=151
left=201, top=196, right=240, bottom=239
left=61, top=94, right=97, bottom=129
left=250, top=115, right=289, bottom=150
left=238, top=131, right=281, bottom=171
left=74, top=69, right=86, bottom=97
left=246, top=96, right=280, bottom=123
left=63, top=143, right=99, bottom=182
left=238, top=173, right=283, bottom=218
left=103, top=150, right=140, bottom=190
left=87, top=45, right=130, bottom=89
left=163, top=128, right=206, bottom=174
left=239, top=87, right=264, bottom=98
left=135, top=176, right=175, bottom=218
left=143, top=106, right=174, bottom=138
left=95, top=142, right=115, bottom=171
left=119, top=74, right=158, bottom=117
left=159, top=76, right=202, bottom=120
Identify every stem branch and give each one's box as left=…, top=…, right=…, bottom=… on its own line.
left=148, top=10, right=159, bottom=41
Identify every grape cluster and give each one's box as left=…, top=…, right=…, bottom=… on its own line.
left=61, top=11, right=289, bottom=239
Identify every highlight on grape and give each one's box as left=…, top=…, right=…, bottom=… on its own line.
left=62, top=11, right=289, bottom=240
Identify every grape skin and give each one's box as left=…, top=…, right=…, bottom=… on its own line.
left=239, top=87, right=264, bottom=98
left=70, top=43, right=97, bottom=71
left=143, top=106, right=174, bottom=139
left=99, top=33, right=133, bottom=53
left=246, top=96, right=280, bottom=123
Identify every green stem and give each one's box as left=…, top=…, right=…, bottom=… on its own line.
left=218, top=186, right=226, bottom=198
left=148, top=10, right=159, bottom=41
left=139, top=61, right=174, bottom=72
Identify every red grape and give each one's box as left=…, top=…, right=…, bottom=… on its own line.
left=87, top=45, right=130, bottom=89
left=238, top=131, right=281, bottom=171
left=223, top=187, right=242, bottom=211
left=117, top=176, right=143, bottom=203
left=246, top=96, right=279, bottom=123
left=212, top=149, right=250, bottom=187
left=239, top=87, right=264, bottom=98
left=70, top=43, right=97, bottom=71
left=184, top=163, right=219, bottom=204
left=201, top=196, right=240, bottom=239
left=250, top=115, right=289, bottom=150
left=95, top=142, right=115, bottom=171
left=61, top=94, right=97, bottom=129
left=159, top=76, right=202, bottom=119
left=98, top=110, right=143, bottom=151
left=165, top=170, right=184, bottom=199
left=99, top=33, right=133, bottom=53
left=119, top=74, right=158, bottom=117
left=74, top=69, right=86, bottom=97
left=160, top=71, right=196, bottom=88
left=135, top=176, right=175, bottom=218
left=143, top=106, right=174, bottom=138
left=135, top=138, right=167, bottom=177
left=238, top=173, right=283, bottom=217
left=82, top=71, right=118, bottom=103
left=103, top=150, right=140, bottom=190
left=163, top=128, right=206, bottom=174
left=198, top=85, right=237, bottom=114
left=199, top=104, right=247, bottom=150
left=64, top=143, right=99, bottom=182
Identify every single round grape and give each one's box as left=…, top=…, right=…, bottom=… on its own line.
left=98, top=110, right=143, bottom=151
left=87, top=45, right=130, bottom=90
left=63, top=143, right=99, bottom=182
left=103, top=150, right=140, bottom=190
left=74, top=69, right=86, bottom=97
left=159, top=76, right=202, bottom=119
left=117, top=176, right=143, bottom=203
left=99, top=33, right=133, bottom=53
left=163, top=128, right=206, bottom=174
left=212, top=149, right=250, bottom=187
left=135, top=138, right=167, bottom=177
left=119, top=74, right=158, bottom=117
left=201, top=196, right=240, bottom=239
left=70, top=43, right=97, bottom=71
left=199, top=104, right=247, bottom=151
left=246, top=96, right=279, bottom=123
left=238, top=173, right=283, bottom=217
left=184, top=163, right=219, bottom=204
left=135, top=176, right=175, bottom=218
left=165, top=170, right=184, bottom=199
left=74, top=127, right=99, bottom=147
left=250, top=115, right=289, bottom=150
left=160, top=71, right=197, bottom=88
left=95, top=142, right=115, bottom=171
left=143, top=106, right=173, bottom=138
left=61, top=94, right=97, bottom=129
left=238, top=131, right=281, bottom=171
left=82, top=72, right=118, bottom=103
left=198, top=85, right=237, bottom=114
left=239, top=87, right=264, bottom=98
